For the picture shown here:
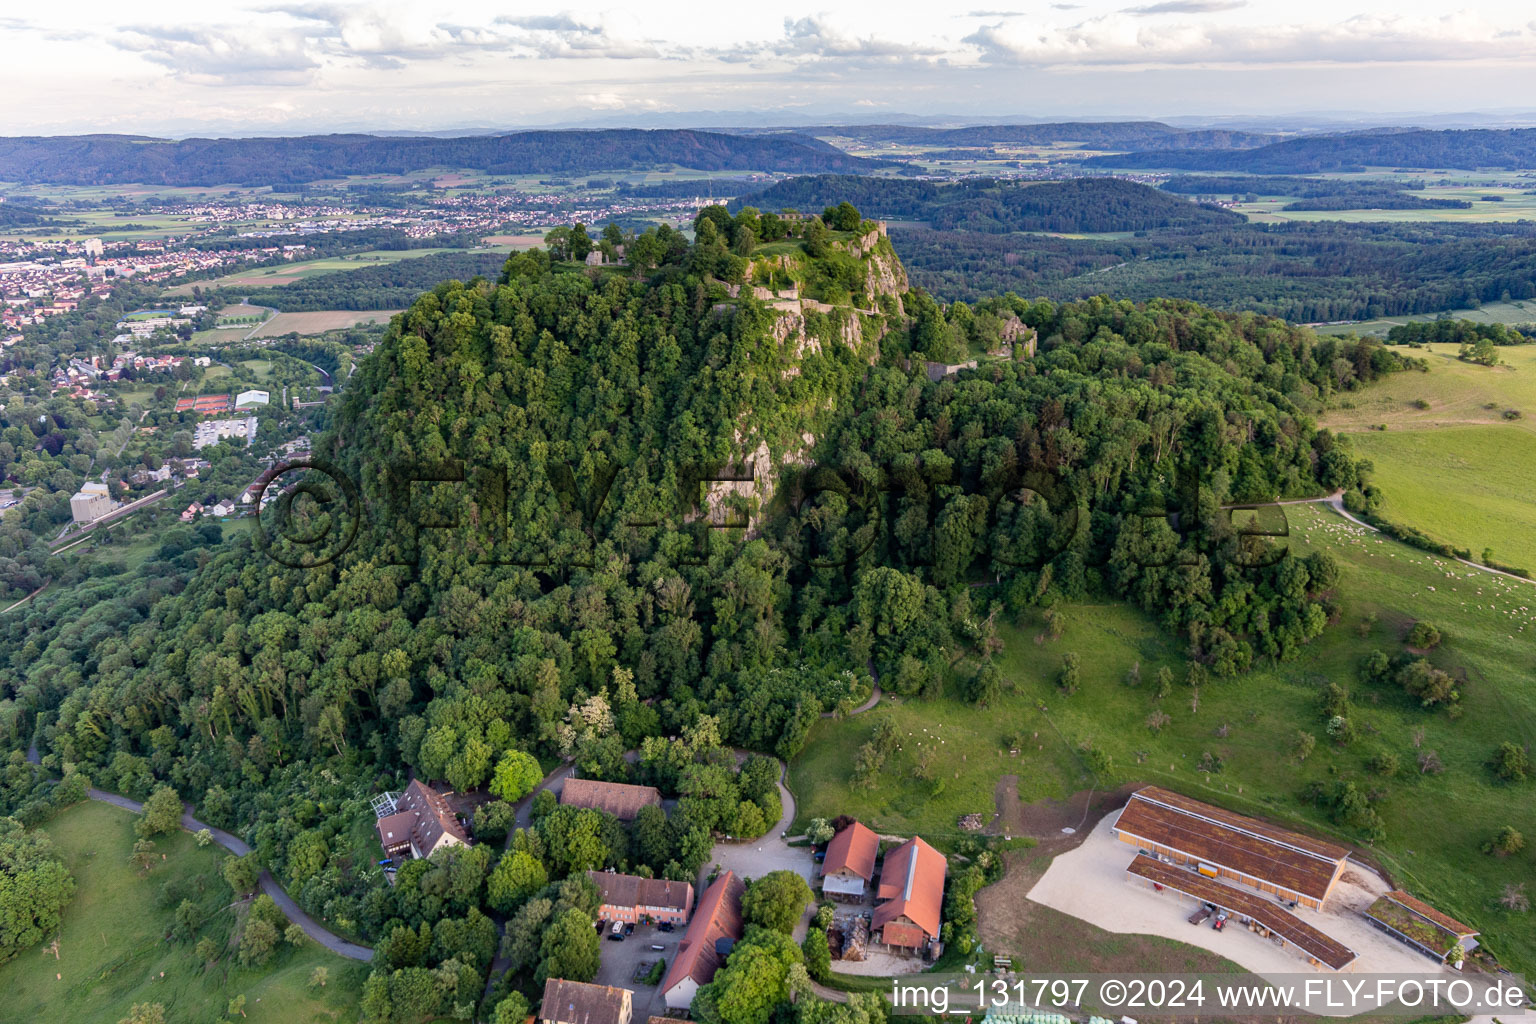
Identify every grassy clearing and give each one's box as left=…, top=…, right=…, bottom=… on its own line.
left=162, top=247, right=510, bottom=296
left=791, top=504, right=1536, bottom=972
left=1323, top=346, right=1536, bottom=432
left=0, top=800, right=364, bottom=1024
left=1350, top=427, right=1536, bottom=569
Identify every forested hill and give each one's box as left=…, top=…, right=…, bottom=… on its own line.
left=805, top=122, right=1277, bottom=150
left=1082, top=127, right=1536, bottom=173
left=0, top=129, right=891, bottom=186
left=737, top=176, right=1242, bottom=233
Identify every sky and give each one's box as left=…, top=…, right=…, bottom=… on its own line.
left=5, top=1, right=1536, bottom=135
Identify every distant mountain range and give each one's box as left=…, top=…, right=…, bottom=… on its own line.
left=0, top=130, right=894, bottom=187
left=1081, top=128, right=1536, bottom=173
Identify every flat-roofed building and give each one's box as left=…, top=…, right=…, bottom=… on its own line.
left=1112, top=786, right=1350, bottom=910
left=70, top=481, right=113, bottom=524
left=1127, top=855, right=1357, bottom=971
left=1365, top=890, right=1479, bottom=964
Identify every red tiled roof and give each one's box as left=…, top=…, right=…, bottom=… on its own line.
left=588, top=870, right=693, bottom=914
left=823, top=821, right=878, bottom=881
left=1127, top=855, right=1356, bottom=970
left=560, top=778, right=662, bottom=821
left=872, top=836, right=945, bottom=941
left=1115, top=787, right=1347, bottom=903
left=661, top=870, right=744, bottom=994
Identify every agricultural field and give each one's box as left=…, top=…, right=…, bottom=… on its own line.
left=250, top=309, right=401, bottom=337
left=0, top=800, right=364, bottom=1024
left=1323, top=345, right=1536, bottom=430
left=1236, top=184, right=1536, bottom=224
left=790, top=503, right=1536, bottom=972
left=1314, top=300, right=1536, bottom=337
left=161, top=248, right=481, bottom=295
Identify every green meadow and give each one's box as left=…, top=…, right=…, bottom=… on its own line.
left=0, top=800, right=364, bottom=1024
left=790, top=503, right=1536, bottom=972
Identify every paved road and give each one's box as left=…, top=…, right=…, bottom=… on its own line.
left=19, top=739, right=375, bottom=963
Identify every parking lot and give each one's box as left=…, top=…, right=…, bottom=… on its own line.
left=592, top=919, right=677, bottom=1021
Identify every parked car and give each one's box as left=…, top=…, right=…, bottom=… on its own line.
left=623, top=922, right=635, bottom=935
left=657, top=922, right=674, bottom=932
left=607, top=921, right=625, bottom=941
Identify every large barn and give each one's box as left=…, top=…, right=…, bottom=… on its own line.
left=1112, top=786, right=1350, bottom=910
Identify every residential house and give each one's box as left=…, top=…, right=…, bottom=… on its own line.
left=588, top=869, right=693, bottom=926
left=375, top=778, right=472, bottom=861
left=540, top=979, right=632, bottom=1024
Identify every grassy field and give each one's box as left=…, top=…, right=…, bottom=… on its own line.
left=251, top=310, right=400, bottom=337
left=1236, top=185, right=1536, bottom=224
left=0, top=800, right=364, bottom=1024
left=1350, top=427, right=1536, bottom=569
left=1314, top=300, right=1536, bottom=337
left=1323, top=345, right=1536, bottom=431
left=162, top=247, right=508, bottom=296
left=790, top=503, right=1536, bottom=973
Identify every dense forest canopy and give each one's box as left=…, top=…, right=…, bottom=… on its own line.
left=738, top=176, right=1240, bottom=233
left=2, top=206, right=1426, bottom=1018
left=1082, top=127, right=1536, bottom=173
left=0, top=130, right=892, bottom=186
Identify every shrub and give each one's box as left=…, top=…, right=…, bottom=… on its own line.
left=1483, top=825, right=1526, bottom=857
left=1491, top=741, right=1530, bottom=783
left=1407, top=621, right=1441, bottom=649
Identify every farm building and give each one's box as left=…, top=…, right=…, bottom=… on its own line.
left=375, top=779, right=470, bottom=861
left=588, top=869, right=694, bottom=926
left=1364, top=891, right=1478, bottom=964
left=821, top=820, right=879, bottom=900
left=1127, top=855, right=1357, bottom=971
left=559, top=777, right=663, bottom=821
left=661, top=870, right=745, bottom=1011
left=873, top=836, right=946, bottom=951
left=540, top=979, right=633, bottom=1024
left=1111, top=786, right=1350, bottom=910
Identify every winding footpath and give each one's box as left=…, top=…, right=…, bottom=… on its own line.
left=26, top=746, right=373, bottom=961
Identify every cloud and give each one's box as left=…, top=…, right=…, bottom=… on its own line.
left=113, top=24, right=319, bottom=85
left=966, top=9, right=1027, bottom=15
left=965, top=10, right=1536, bottom=68
left=1051, top=3, right=1083, bottom=7
left=1122, top=0, right=1246, bottom=15
left=771, top=15, right=948, bottom=60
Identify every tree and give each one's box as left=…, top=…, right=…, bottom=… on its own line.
left=536, top=906, right=600, bottom=983
left=1408, top=621, right=1441, bottom=649
left=195, top=936, right=219, bottom=962
left=130, top=838, right=158, bottom=873
left=741, top=870, right=813, bottom=935
left=1292, top=730, right=1317, bottom=762
left=1483, top=825, right=1526, bottom=857
left=1491, top=741, right=1530, bottom=783
left=228, top=994, right=247, bottom=1018
left=493, top=992, right=532, bottom=1024
left=118, top=1004, right=167, bottom=1024
left=238, top=917, right=280, bottom=966
left=194, top=828, right=213, bottom=848
left=489, top=750, right=543, bottom=802
left=0, top=817, right=76, bottom=964
left=285, top=923, right=306, bottom=946
left=1500, top=883, right=1530, bottom=912
left=309, top=966, right=330, bottom=988
left=488, top=849, right=548, bottom=913
left=1057, top=652, right=1080, bottom=695
left=805, top=818, right=835, bottom=846
left=136, top=785, right=182, bottom=838
left=696, top=927, right=802, bottom=1024
left=223, top=854, right=259, bottom=895
left=802, top=927, right=832, bottom=982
